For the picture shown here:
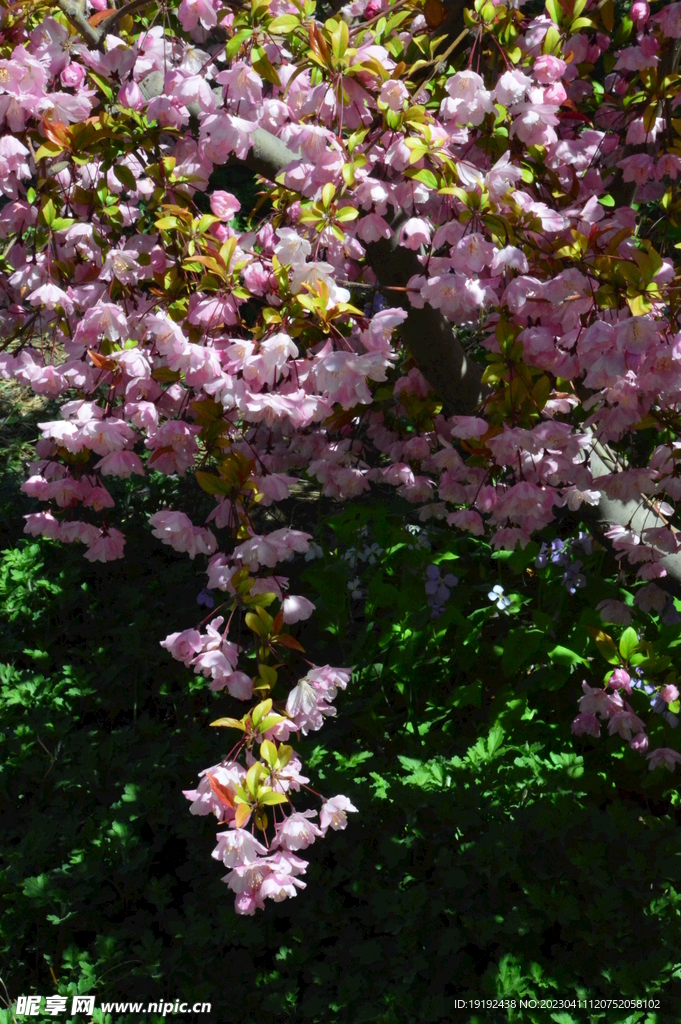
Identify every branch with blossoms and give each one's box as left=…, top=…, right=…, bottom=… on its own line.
left=6, top=0, right=681, bottom=909
left=161, top=546, right=357, bottom=910
left=572, top=621, right=681, bottom=776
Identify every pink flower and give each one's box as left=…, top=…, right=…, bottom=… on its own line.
left=282, top=595, right=315, bottom=624
left=217, top=61, right=263, bottom=115
left=28, top=282, right=74, bottom=313
left=447, top=509, right=485, bottom=535
left=212, top=829, right=268, bottom=867
left=379, top=79, right=408, bottom=111
left=234, top=529, right=311, bottom=570
left=630, top=732, right=649, bottom=754
left=631, top=1, right=649, bottom=25
left=161, top=628, right=202, bottom=666
left=319, top=795, right=358, bottom=833
left=646, top=747, right=681, bottom=772
left=59, top=521, right=101, bottom=546
left=77, top=419, right=136, bottom=456
left=609, top=669, right=632, bottom=693
left=619, top=154, right=655, bottom=185
left=399, top=217, right=432, bottom=250
left=441, top=70, right=493, bottom=126
left=60, top=62, right=86, bottom=88
left=210, top=191, right=241, bottom=220
left=259, top=872, right=306, bottom=902
left=656, top=2, right=681, bottom=38
left=607, top=711, right=646, bottom=741
left=210, top=671, right=254, bottom=701
left=272, top=810, right=323, bottom=851
left=23, top=512, right=62, bottom=540
left=84, top=528, right=126, bottom=562
left=571, top=713, right=600, bottom=738
left=661, top=684, right=680, bottom=704
left=494, top=69, right=532, bottom=106
left=177, top=0, right=219, bottom=30
left=94, top=451, right=145, bottom=478
left=233, top=889, right=265, bottom=915
left=149, top=510, right=217, bottom=560
left=356, top=213, right=392, bottom=243
left=578, top=681, right=623, bottom=719
left=183, top=761, right=244, bottom=821
left=533, top=55, right=566, bottom=84
left=117, top=80, right=145, bottom=111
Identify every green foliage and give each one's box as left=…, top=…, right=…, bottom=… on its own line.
left=2, top=483, right=681, bottom=1023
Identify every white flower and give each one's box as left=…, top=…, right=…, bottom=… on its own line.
left=488, top=584, right=511, bottom=610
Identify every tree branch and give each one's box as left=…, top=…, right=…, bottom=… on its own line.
left=57, top=0, right=103, bottom=48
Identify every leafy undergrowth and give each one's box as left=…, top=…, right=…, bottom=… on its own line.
left=1, top=459, right=681, bottom=1023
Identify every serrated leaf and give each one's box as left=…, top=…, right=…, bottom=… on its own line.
left=336, top=206, right=359, bottom=222
left=244, top=592, right=278, bottom=608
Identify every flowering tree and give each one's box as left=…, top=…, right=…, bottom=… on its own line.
left=3, top=0, right=681, bottom=911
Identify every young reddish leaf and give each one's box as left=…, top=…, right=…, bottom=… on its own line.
left=207, top=775, right=235, bottom=809
left=275, top=634, right=306, bottom=653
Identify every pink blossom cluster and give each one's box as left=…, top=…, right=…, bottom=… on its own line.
left=209, top=798, right=357, bottom=913
left=572, top=671, right=681, bottom=772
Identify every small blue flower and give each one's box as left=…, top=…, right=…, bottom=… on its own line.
left=197, top=588, right=215, bottom=609
left=562, top=560, right=586, bottom=594
left=535, top=543, right=548, bottom=569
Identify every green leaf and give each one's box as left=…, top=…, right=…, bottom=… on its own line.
left=245, top=612, right=268, bottom=638
left=225, top=29, right=252, bottom=61
left=259, top=790, right=289, bottom=805
left=89, top=70, right=113, bottom=100
left=194, top=471, right=229, bottom=496
left=548, top=645, right=588, bottom=668
left=619, top=627, right=639, bottom=661
left=545, top=0, right=562, bottom=25
left=251, top=700, right=273, bottom=727
left=587, top=627, right=620, bottom=665
left=41, top=199, right=56, bottom=228
left=267, top=14, right=300, bottom=32
left=487, top=723, right=505, bottom=757
left=113, top=164, right=137, bottom=190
